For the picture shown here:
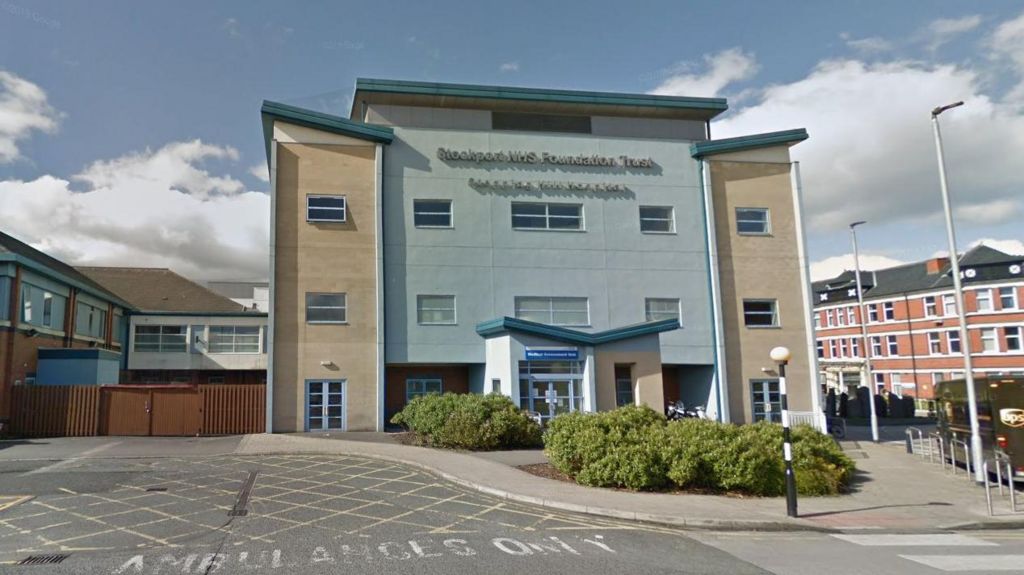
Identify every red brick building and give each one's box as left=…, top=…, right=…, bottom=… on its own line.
left=813, top=245, right=1024, bottom=406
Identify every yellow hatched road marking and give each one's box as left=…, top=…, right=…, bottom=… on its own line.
left=0, top=496, right=32, bottom=513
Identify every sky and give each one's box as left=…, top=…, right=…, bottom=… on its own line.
left=2, top=1, right=1024, bottom=281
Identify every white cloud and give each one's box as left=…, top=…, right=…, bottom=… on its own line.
left=954, top=199, right=1021, bottom=225
left=248, top=162, right=269, bottom=183
left=969, top=238, right=1024, bottom=256
left=223, top=17, right=242, bottom=39
left=989, top=11, right=1024, bottom=104
left=811, top=254, right=908, bottom=282
left=0, top=70, right=61, bottom=163
left=841, top=34, right=893, bottom=54
left=649, top=48, right=759, bottom=97
left=0, top=142, right=269, bottom=281
left=499, top=61, right=520, bottom=73
left=714, top=58, right=1024, bottom=232
left=925, top=15, right=982, bottom=51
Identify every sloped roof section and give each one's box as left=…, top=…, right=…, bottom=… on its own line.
left=690, top=128, right=809, bottom=158
left=476, top=317, right=680, bottom=345
left=77, top=267, right=251, bottom=314
left=260, top=100, right=394, bottom=164
left=0, top=230, right=131, bottom=307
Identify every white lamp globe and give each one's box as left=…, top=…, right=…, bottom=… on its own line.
left=769, top=346, right=791, bottom=363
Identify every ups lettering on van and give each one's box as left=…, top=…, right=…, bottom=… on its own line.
left=1000, top=408, right=1024, bottom=428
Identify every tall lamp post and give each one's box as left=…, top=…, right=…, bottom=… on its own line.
left=770, top=346, right=798, bottom=517
left=931, top=101, right=984, bottom=482
left=849, top=221, right=880, bottom=443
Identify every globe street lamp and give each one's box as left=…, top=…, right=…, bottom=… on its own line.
left=770, top=345, right=798, bottom=517
left=849, top=220, right=880, bottom=443
left=931, top=101, right=983, bottom=482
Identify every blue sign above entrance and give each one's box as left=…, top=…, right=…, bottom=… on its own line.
left=525, top=348, right=579, bottom=361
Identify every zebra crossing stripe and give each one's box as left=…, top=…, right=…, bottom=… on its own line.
left=900, top=555, right=1024, bottom=571
left=832, top=534, right=997, bottom=547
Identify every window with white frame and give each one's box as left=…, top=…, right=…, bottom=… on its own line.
left=413, top=199, right=453, bottom=228
left=851, top=338, right=860, bottom=357
left=999, top=287, right=1018, bottom=310
left=942, top=294, right=957, bottom=316
left=406, top=378, right=442, bottom=402
left=874, top=372, right=885, bottom=390
left=868, top=304, right=878, bottom=323
left=847, top=306, right=857, bottom=325
left=20, top=283, right=66, bottom=330
left=829, top=340, right=838, bottom=358
left=976, top=289, right=993, bottom=312
left=742, top=300, right=778, bottom=327
left=817, top=340, right=824, bottom=358
left=735, top=208, right=770, bottom=235
left=837, top=309, right=846, bottom=326
left=1005, top=326, right=1021, bottom=351
left=134, top=325, right=187, bottom=353
left=417, top=295, right=456, bottom=325
left=208, top=325, right=261, bottom=353
left=887, top=334, right=899, bottom=355
left=928, top=332, right=942, bottom=355
left=306, top=195, right=346, bottom=222
left=639, top=206, right=675, bottom=233
left=306, top=293, right=347, bottom=323
left=981, top=327, right=998, bottom=352
left=923, top=296, right=937, bottom=317
left=870, top=336, right=882, bottom=357
left=947, top=329, right=961, bottom=353
left=814, top=313, right=821, bottom=329
left=514, top=296, right=589, bottom=326
left=75, top=300, right=107, bottom=339
left=883, top=302, right=894, bottom=320
left=644, top=298, right=681, bottom=322
left=932, top=372, right=944, bottom=387
left=826, top=309, right=834, bottom=327
left=839, top=339, right=848, bottom=357
left=511, top=202, right=583, bottom=231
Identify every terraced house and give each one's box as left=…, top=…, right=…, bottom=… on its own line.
left=260, top=79, right=822, bottom=432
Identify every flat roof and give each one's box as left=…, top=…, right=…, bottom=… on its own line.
left=351, top=78, right=728, bottom=121
left=690, top=128, right=809, bottom=158
left=260, top=100, right=394, bottom=164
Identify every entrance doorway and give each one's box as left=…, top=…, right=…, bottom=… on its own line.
left=307, top=380, right=345, bottom=431
left=518, top=361, right=583, bottom=423
left=751, top=379, right=781, bottom=423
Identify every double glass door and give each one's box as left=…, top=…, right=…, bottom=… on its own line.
left=751, top=379, right=781, bottom=423
left=307, top=380, right=344, bottom=431
left=520, top=378, right=581, bottom=423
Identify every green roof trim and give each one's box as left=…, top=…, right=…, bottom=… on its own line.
left=690, top=128, right=809, bottom=158
left=475, top=316, right=680, bottom=346
left=0, top=254, right=134, bottom=310
left=260, top=100, right=394, bottom=163
left=354, top=78, right=729, bottom=115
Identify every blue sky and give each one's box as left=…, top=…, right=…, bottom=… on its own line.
left=2, top=1, right=1024, bottom=279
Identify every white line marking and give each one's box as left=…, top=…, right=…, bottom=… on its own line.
left=833, top=534, right=997, bottom=547
left=900, top=555, right=1024, bottom=571
left=24, top=442, right=122, bottom=475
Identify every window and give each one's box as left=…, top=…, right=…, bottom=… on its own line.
left=999, top=287, right=1018, bottom=310
left=924, top=296, right=937, bottom=317
left=947, top=329, right=961, bottom=353
left=742, top=300, right=778, bottom=327
left=883, top=302, right=894, bottom=321
left=112, top=312, right=124, bottom=344
left=942, top=294, right=957, bottom=316
left=644, top=298, right=680, bottom=322
left=735, top=208, right=770, bottom=235
left=814, top=313, right=821, bottom=329
left=514, top=296, right=589, bottom=326
left=1005, top=326, right=1022, bottom=351
left=837, top=310, right=846, bottom=326
left=306, top=195, right=346, bottom=222
left=851, top=338, right=860, bottom=358
left=887, top=334, right=899, bottom=355
left=208, top=375, right=225, bottom=384
left=817, top=340, right=824, bottom=358
left=928, top=332, right=942, bottom=355
left=75, top=301, right=107, bottom=339
left=20, top=283, right=66, bottom=330
left=751, top=380, right=781, bottom=423
left=413, top=199, right=453, bottom=228
left=490, top=379, right=501, bottom=394
left=0, top=277, right=9, bottom=321
left=406, top=378, right=442, bottom=403
left=511, top=202, right=582, bottom=231
left=417, top=295, right=456, bottom=325
left=306, top=292, right=346, bottom=324
left=847, top=307, right=857, bottom=325
left=829, top=340, right=838, bottom=358
left=868, top=304, right=878, bottom=323
left=874, top=372, right=885, bottom=391
left=871, top=336, right=882, bottom=357
left=134, top=325, right=187, bottom=353
left=839, top=339, right=848, bottom=357
left=639, top=206, right=674, bottom=233
left=209, top=325, right=261, bottom=353
left=826, top=309, right=834, bottom=327
left=615, top=365, right=634, bottom=406
left=981, top=328, right=998, bottom=353
left=976, top=289, right=993, bottom=312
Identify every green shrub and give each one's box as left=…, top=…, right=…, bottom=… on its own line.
left=662, top=419, right=735, bottom=489
left=791, top=424, right=856, bottom=495
left=712, top=421, right=785, bottom=496
left=391, top=392, right=542, bottom=450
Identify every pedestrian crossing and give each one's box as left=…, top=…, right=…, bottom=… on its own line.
left=830, top=533, right=1024, bottom=572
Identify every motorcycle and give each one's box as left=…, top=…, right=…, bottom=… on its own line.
left=666, top=400, right=707, bottom=421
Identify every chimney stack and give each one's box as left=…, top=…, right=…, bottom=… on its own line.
left=925, top=257, right=949, bottom=274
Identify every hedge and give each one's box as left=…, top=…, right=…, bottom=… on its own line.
left=391, top=392, right=543, bottom=450
left=545, top=405, right=855, bottom=495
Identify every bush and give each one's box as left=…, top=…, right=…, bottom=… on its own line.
left=391, top=392, right=542, bottom=450
left=544, top=405, right=855, bottom=495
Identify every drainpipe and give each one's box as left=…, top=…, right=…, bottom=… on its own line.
left=902, top=292, right=920, bottom=401
left=375, top=143, right=386, bottom=431
left=699, top=159, right=729, bottom=422
left=265, top=140, right=278, bottom=434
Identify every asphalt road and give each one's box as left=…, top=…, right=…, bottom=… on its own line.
left=0, top=453, right=1020, bottom=574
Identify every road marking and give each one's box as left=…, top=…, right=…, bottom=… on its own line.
left=833, top=534, right=997, bottom=547
left=900, top=555, right=1024, bottom=571
left=228, top=471, right=259, bottom=517
left=24, top=442, right=122, bottom=475
left=0, top=496, right=32, bottom=513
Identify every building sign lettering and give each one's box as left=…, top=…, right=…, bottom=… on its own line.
left=438, top=147, right=654, bottom=169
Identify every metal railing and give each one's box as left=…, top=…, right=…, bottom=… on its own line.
left=904, top=426, right=928, bottom=456
left=788, top=411, right=820, bottom=427
left=983, top=456, right=1019, bottom=516
left=949, top=438, right=973, bottom=480
left=928, top=432, right=946, bottom=470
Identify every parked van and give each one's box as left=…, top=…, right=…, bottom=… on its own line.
left=935, top=376, right=1024, bottom=482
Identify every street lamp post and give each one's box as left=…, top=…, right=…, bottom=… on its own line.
left=931, top=101, right=984, bottom=482
left=770, top=346, right=798, bottom=517
left=849, top=221, right=880, bottom=443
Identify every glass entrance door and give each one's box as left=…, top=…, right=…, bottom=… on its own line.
left=521, top=378, right=581, bottom=423
left=751, top=379, right=781, bottom=423
left=307, top=380, right=345, bottom=431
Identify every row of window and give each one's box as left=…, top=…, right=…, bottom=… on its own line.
left=14, top=281, right=124, bottom=343
left=133, top=325, right=262, bottom=354
left=305, top=195, right=772, bottom=235
left=818, top=326, right=1022, bottom=359
left=817, top=286, right=1021, bottom=329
